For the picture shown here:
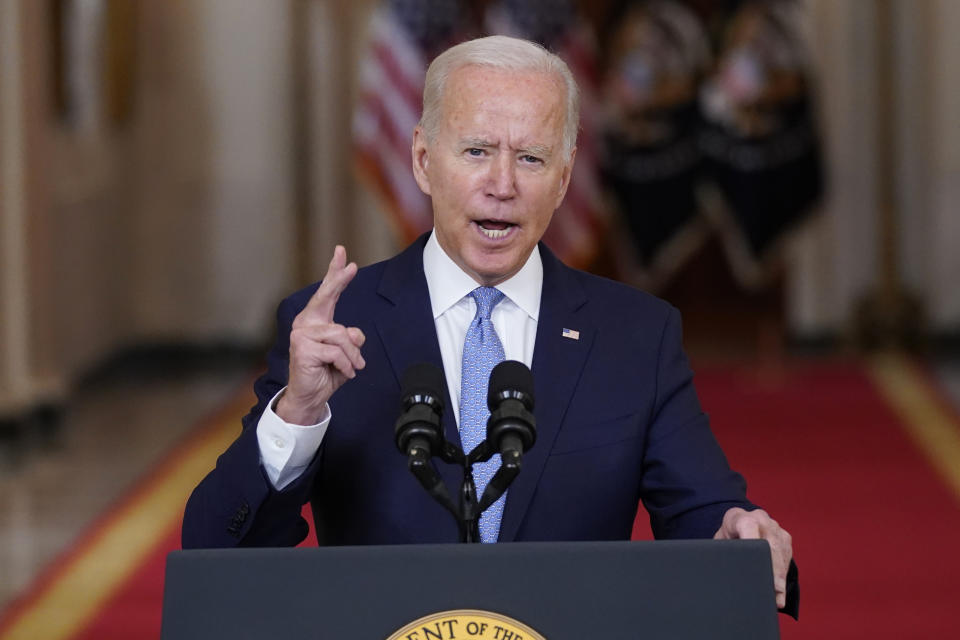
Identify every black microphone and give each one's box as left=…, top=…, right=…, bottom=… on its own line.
left=395, top=363, right=446, bottom=457
left=486, top=360, right=536, bottom=459
left=475, top=360, right=536, bottom=513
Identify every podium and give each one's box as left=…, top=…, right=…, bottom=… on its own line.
left=162, top=540, right=779, bottom=639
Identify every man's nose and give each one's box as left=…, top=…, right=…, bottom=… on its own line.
left=486, top=154, right=517, bottom=200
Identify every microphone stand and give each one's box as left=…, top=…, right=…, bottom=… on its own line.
left=458, top=439, right=524, bottom=542
left=471, top=443, right=522, bottom=514
left=398, top=362, right=534, bottom=543
left=459, top=464, right=481, bottom=543
left=404, top=438, right=525, bottom=543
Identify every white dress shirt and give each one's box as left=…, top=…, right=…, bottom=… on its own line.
left=256, top=230, right=542, bottom=490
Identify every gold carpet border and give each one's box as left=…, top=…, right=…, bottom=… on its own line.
left=0, top=398, right=246, bottom=640
left=869, top=353, right=960, bottom=502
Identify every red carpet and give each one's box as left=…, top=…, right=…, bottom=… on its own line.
left=691, top=359, right=960, bottom=639
left=2, top=357, right=959, bottom=639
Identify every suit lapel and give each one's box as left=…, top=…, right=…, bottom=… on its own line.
left=373, top=238, right=595, bottom=540
left=373, top=235, right=463, bottom=495
left=498, top=245, right=594, bottom=541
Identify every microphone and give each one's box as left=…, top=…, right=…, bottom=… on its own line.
left=395, top=363, right=460, bottom=523
left=395, top=362, right=446, bottom=457
left=475, top=360, right=536, bottom=513
left=486, top=360, right=536, bottom=460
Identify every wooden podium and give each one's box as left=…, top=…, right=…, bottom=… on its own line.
left=161, top=540, right=779, bottom=639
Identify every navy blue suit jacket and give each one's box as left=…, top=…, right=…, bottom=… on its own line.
left=182, top=235, right=753, bottom=549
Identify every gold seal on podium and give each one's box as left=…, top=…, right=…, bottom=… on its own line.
left=386, top=609, right=546, bottom=640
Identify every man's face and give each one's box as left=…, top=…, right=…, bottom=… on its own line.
left=412, top=65, right=575, bottom=286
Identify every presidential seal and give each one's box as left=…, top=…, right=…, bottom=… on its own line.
left=386, top=609, right=546, bottom=640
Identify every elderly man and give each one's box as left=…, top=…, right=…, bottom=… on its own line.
left=183, top=35, right=796, bottom=614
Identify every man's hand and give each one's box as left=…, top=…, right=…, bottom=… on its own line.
left=276, top=245, right=366, bottom=425
left=714, top=507, right=793, bottom=609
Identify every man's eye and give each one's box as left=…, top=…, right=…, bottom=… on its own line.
left=521, top=155, right=543, bottom=164
left=466, top=148, right=484, bottom=157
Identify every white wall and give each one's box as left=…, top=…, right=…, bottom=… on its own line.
left=305, top=0, right=396, bottom=277
left=789, top=0, right=960, bottom=336
left=197, top=0, right=296, bottom=338
left=787, top=0, right=880, bottom=336
left=0, top=0, right=31, bottom=412
left=1, top=0, right=304, bottom=405
left=127, top=0, right=298, bottom=342
left=928, top=0, right=960, bottom=329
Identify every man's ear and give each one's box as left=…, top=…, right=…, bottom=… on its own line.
left=411, top=127, right=432, bottom=196
left=554, top=145, right=577, bottom=209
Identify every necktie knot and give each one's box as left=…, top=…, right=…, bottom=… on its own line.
left=470, top=287, right=504, bottom=320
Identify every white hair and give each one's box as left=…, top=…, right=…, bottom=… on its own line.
left=419, top=35, right=580, bottom=160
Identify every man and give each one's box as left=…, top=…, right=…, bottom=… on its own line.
left=183, top=35, right=796, bottom=614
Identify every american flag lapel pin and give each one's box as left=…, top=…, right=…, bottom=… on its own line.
left=561, top=328, right=580, bottom=340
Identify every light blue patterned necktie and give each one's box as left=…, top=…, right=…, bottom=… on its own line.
left=460, top=286, right=507, bottom=543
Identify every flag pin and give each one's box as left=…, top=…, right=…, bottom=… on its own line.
left=562, top=328, right=580, bottom=340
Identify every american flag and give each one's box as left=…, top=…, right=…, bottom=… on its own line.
left=355, top=1, right=606, bottom=269
left=485, top=0, right=607, bottom=269
left=353, top=0, right=472, bottom=242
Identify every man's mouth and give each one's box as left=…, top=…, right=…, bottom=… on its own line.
left=474, top=219, right=516, bottom=239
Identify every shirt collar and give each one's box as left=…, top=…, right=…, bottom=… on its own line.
left=423, top=230, right=542, bottom=321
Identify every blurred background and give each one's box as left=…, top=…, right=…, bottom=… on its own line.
left=1, top=0, right=959, bottom=638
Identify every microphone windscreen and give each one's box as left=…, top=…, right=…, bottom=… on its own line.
left=400, top=362, right=446, bottom=410
left=487, top=360, right=534, bottom=407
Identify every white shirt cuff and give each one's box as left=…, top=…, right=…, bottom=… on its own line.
left=256, top=387, right=330, bottom=490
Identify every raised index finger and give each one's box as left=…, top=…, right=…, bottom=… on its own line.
left=303, top=245, right=358, bottom=323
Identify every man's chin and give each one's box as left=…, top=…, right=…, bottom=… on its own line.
left=465, top=255, right=523, bottom=287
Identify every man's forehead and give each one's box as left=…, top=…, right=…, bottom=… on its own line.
left=446, top=63, right=561, bottom=90
left=440, top=66, right=566, bottom=122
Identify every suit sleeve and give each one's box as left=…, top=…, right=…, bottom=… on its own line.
left=181, top=292, right=322, bottom=549
left=639, top=307, right=800, bottom=618
left=639, top=306, right=755, bottom=539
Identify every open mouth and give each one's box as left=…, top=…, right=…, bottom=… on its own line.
left=474, top=219, right=517, bottom=240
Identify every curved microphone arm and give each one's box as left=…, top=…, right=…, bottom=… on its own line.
left=406, top=447, right=460, bottom=520
left=476, top=444, right=522, bottom=513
